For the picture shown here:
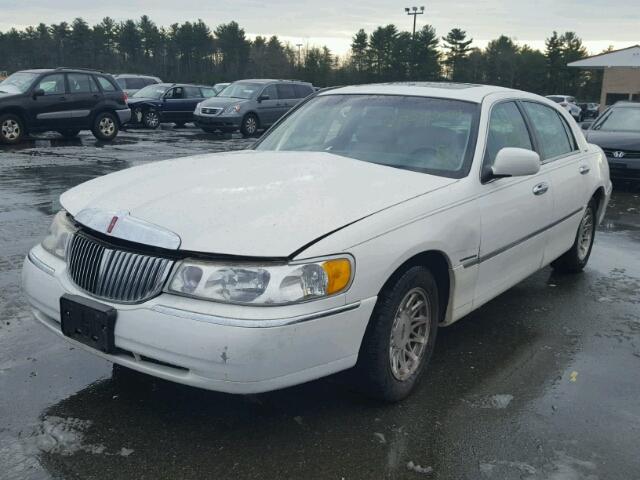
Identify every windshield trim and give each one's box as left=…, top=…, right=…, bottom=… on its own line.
left=254, top=93, right=481, bottom=179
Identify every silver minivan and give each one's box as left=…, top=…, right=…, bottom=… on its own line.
left=193, top=79, right=315, bottom=136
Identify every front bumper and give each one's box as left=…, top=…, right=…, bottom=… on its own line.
left=116, top=108, right=131, bottom=125
left=22, top=246, right=376, bottom=394
left=606, top=157, right=640, bottom=181
left=193, top=113, right=241, bottom=130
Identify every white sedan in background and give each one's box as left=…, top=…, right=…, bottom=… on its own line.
left=23, top=83, right=611, bottom=402
left=546, top=94, right=584, bottom=121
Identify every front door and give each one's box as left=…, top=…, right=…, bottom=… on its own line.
left=474, top=101, right=553, bottom=307
left=256, top=84, right=280, bottom=126
left=29, top=73, right=70, bottom=129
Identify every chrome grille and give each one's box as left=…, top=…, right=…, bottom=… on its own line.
left=603, top=148, right=640, bottom=159
left=201, top=107, right=222, bottom=115
left=67, top=234, right=174, bottom=303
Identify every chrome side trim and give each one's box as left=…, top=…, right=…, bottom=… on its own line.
left=27, top=250, right=55, bottom=276
left=463, top=207, right=583, bottom=268
left=151, top=301, right=361, bottom=328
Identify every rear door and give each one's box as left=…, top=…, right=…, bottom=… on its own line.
left=256, top=84, right=280, bottom=126
left=65, top=73, right=102, bottom=127
left=520, top=101, right=589, bottom=265
left=181, top=86, right=204, bottom=121
left=474, top=101, right=553, bottom=307
left=29, top=73, right=71, bottom=129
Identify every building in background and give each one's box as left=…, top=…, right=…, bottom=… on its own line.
left=568, top=45, right=640, bottom=110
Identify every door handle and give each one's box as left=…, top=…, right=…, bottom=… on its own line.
left=532, top=182, right=549, bottom=195
left=579, top=165, right=590, bottom=175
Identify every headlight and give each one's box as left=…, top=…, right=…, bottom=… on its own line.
left=41, top=210, right=78, bottom=259
left=224, top=104, right=242, bottom=114
left=194, top=102, right=202, bottom=114
left=167, top=256, right=353, bottom=305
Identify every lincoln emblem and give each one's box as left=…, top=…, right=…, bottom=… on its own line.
left=107, top=216, right=119, bottom=233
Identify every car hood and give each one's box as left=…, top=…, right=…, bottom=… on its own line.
left=60, top=150, right=457, bottom=257
left=0, top=91, right=21, bottom=100
left=200, top=97, right=249, bottom=108
left=585, top=130, right=640, bottom=150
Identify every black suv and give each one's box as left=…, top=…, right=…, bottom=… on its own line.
left=0, top=68, right=130, bottom=144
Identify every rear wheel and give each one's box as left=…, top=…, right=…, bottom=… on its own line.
left=552, top=200, right=596, bottom=273
left=0, top=113, right=25, bottom=145
left=57, top=129, right=80, bottom=138
left=240, top=113, right=258, bottom=137
left=92, top=111, right=119, bottom=141
left=142, top=110, right=160, bottom=129
left=354, top=266, right=439, bottom=402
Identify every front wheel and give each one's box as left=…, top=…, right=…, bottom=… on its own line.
left=92, top=112, right=119, bottom=141
left=354, top=266, right=439, bottom=402
left=552, top=200, right=596, bottom=273
left=142, top=110, right=160, bottom=129
left=0, top=113, right=25, bottom=145
left=240, top=113, right=258, bottom=137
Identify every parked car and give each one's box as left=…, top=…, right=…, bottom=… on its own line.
left=212, top=82, right=230, bottom=95
left=126, top=83, right=217, bottom=128
left=582, top=101, right=640, bottom=181
left=546, top=95, right=583, bottom=121
left=0, top=68, right=130, bottom=144
left=23, top=82, right=611, bottom=402
left=113, top=74, right=162, bottom=96
left=193, top=79, right=315, bottom=136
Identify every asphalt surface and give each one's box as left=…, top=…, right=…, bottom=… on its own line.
left=1, top=126, right=639, bottom=480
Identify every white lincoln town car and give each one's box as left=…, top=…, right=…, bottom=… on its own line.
left=23, top=83, right=612, bottom=402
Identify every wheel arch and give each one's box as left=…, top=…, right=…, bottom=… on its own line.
left=591, top=185, right=606, bottom=223
left=0, top=106, right=29, bottom=127
left=377, top=250, right=453, bottom=325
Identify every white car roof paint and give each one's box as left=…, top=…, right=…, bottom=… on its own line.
left=319, top=82, right=516, bottom=103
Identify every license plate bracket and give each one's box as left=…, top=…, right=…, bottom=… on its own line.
left=60, top=294, right=117, bottom=354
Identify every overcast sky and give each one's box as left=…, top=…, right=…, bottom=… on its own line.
left=1, top=0, right=638, bottom=55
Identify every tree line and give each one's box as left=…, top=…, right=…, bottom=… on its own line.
left=0, top=16, right=602, bottom=100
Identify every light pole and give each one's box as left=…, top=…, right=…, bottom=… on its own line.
left=405, top=6, right=425, bottom=78
left=405, top=6, right=425, bottom=39
left=296, top=43, right=303, bottom=67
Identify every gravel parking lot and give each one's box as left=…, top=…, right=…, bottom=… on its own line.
left=1, top=126, right=639, bottom=479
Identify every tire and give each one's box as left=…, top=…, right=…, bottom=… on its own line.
left=551, top=199, right=596, bottom=273
left=57, top=129, right=80, bottom=138
left=0, top=113, right=25, bottom=145
left=142, top=109, right=160, bottom=129
left=240, top=113, right=258, bottom=137
left=354, top=265, right=440, bottom=402
left=92, top=111, right=119, bottom=141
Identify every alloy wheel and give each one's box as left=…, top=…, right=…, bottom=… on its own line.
left=1, top=119, right=20, bottom=141
left=577, top=206, right=594, bottom=261
left=245, top=116, right=257, bottom=134
left=99, top=117, right=115, bottom=137
left=389, top=287, right=431, bottom=381
left=145, top=111, right=159, bottom=128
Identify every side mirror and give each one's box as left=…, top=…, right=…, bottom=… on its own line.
left=33, top=88, right=45, bottom=98
left=489, top=147, right=540, bottom=180
left=581, top=121, right=593, bottom=130
left=257, top=94, right=270, bottom=103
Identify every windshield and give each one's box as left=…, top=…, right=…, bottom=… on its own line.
left=132, top=85, right=167, bottom=99
left=0, top=72, right=39, bottom=94
left=256, top=94, right=479, bottom=178
left=218, top=83, right=262, bottom=99
left=593, top=107, right=640, bottom=132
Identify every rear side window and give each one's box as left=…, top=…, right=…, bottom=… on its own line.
left=126, top=77, right=147, bottom=89
left=484, top=101, right=533, bottom=167
left=200, top=87, right=216, bottom=98
left=183, top=86, right=202, bottom=98
left=68, top=73, right=98, bottom=93
left=294, top=84, right=313, bottom=98
left=276, top=84, right=296, bottom=99
left=522, top=102, right=574, bottom=160
left=96, top=76, right=117, bottom=92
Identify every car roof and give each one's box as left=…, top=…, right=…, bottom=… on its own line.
left=18, top=68, right=106, bottom=75
left=320, top=82, right=515, bottom=103
left=233, top=79, right=312, bottom=85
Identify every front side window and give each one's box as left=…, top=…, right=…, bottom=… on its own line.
left=484, top=101, right=533, bottom=168
left=522, top=102, right=574, bottom=160
left=256, top=94, right=479, bottom=178
left=0, top=72, right=39, bottom=94
left=166, top=87, right=184, bottom=99
left=36, top=74, right=66, bottom=95
left=68, top=73, right=98, bottom=93
left=593, top=106, right=640, bottom=132
left=261, top=84, right=278, bottom=100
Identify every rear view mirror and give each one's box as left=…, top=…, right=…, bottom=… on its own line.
left=490, top=147, right=540, bottom=179
left=581, top=121, right=593, bottom=130
left=33, top=88, right=45, bottom=98
left=257, top=95, right=270, bottom=102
